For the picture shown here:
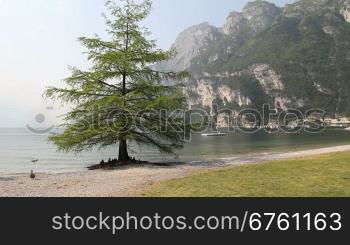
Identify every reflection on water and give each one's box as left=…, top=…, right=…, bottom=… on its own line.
left=0, top=128, right=350, bottom=175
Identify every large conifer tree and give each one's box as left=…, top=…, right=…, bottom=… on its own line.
left=45, top=0, right=189, bottom=162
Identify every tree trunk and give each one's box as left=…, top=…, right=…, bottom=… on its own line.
left=118, top=20, right=131, bottom=163
left=118, top=139, right=130, bottom=162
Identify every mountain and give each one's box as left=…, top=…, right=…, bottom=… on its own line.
left=156, top=0, right=350, bottom=117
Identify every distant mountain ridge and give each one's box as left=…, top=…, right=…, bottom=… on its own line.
left=156, top=0, right=350, bottom=117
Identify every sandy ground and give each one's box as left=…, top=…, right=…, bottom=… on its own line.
left=1, top=145, right=350, bottom=197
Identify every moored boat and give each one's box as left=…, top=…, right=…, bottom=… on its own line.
left=201, top=132, right=227, bottom=137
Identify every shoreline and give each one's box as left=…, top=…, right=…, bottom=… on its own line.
left=1, top=145, right=350, bottom=197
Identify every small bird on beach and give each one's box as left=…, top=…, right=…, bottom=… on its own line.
left=30, top=170, right=36, bottom=179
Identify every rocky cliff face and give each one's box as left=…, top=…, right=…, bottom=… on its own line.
left=341, top=0, right=350, bottom=22
left=223, top=11, right=248, bottom=35
left=251, top=64, right=284, bottom=94
left=156, top=0, right=350, bottom=116
left=186, top=81, right=252, bottom=109
left=156, top=22, right=222, bottom=72
left=242, top=1, right=282, bottom=33
left=222, top=1, right=281, bottom=35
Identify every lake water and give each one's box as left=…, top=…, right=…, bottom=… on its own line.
left=1, top=128, right=350, bottom=176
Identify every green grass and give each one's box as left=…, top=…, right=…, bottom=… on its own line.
left=143, top=151, right=350, bottom=197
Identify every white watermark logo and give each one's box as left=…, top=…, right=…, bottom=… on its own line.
left=26, top=104, right=328, bottom=140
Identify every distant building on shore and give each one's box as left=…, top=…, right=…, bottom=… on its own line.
left=324, top=117, right=350, bottom=128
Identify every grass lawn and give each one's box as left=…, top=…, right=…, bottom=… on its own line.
left=143, top=151, right=350, bottom=197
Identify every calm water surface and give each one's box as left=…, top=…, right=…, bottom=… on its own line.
left=1, top=128, right=350, bottom=175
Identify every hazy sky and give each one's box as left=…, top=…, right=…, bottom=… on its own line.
left=0, top=0, right=293, bottom=128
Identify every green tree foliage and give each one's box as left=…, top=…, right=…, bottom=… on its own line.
left=45, top=0, right=190, bottom=162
